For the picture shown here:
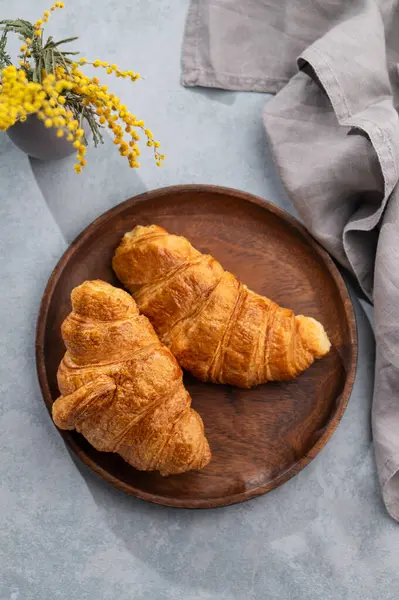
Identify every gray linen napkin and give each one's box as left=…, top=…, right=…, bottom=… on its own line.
left=182, top=0, right=399, bottom=520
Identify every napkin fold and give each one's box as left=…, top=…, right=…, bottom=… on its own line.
left=182, top=0, right=399, bottom=520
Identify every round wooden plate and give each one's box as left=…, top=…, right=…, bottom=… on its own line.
left=36, top=185, right=357, bottom=508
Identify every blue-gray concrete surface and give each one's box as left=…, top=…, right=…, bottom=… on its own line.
left=0, top=2, right=394, bottom=599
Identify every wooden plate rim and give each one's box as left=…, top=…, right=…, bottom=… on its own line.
left=35, top=184, right=358, bottom=509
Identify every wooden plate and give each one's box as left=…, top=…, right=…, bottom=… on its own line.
left=36, top=185, right=357, bottom=508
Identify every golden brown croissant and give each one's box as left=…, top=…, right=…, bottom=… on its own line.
left=113, top=225, right=331, bottom=388
left=52, top=280, right=211, bottom=476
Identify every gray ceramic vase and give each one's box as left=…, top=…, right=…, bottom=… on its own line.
left=7, top=114, right=89, bottom=161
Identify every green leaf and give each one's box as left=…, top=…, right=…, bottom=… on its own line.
left=0, top=19, right=33, bottom=38
left=0, top=27, right=12, bottom=69
left=53, top=48, right=72, bottom=71
left=37, top=54, right=43, bottom=83
left=52, top=36, right=79, bottom=47
left=44, top=48, right=52, bottom=75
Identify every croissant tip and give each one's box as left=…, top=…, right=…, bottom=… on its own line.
left=200, top=444, right=212, bottom=469
left=296, top=315, right=331, bottom=358
left=125, top=224, right=167, bottom=240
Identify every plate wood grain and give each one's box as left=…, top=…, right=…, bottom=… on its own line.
left=36, top=185, right=357, bottom=508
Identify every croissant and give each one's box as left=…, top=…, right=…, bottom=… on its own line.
left=113, top=225, right=331, bottom=388
left=52, top=280, right=211, bottom=476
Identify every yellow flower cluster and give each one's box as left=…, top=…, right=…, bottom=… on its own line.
left=0, top=1, right=164, bottom=173
left=33, top=2, right=64, bottom=36
left=0, top=66, right=86, bottom=167
left=81, top=58, right=141, bottom=82
left=0, top=66, right=66, bottom=128
left=57, top=64, right=164, bottom=169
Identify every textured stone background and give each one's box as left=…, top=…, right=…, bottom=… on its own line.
left=0, top=2, right=396, bottom=599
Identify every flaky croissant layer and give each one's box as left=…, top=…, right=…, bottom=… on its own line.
left=52, top=280, right=211, bottom=476
left=113, top=225, right=331, bottom=388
